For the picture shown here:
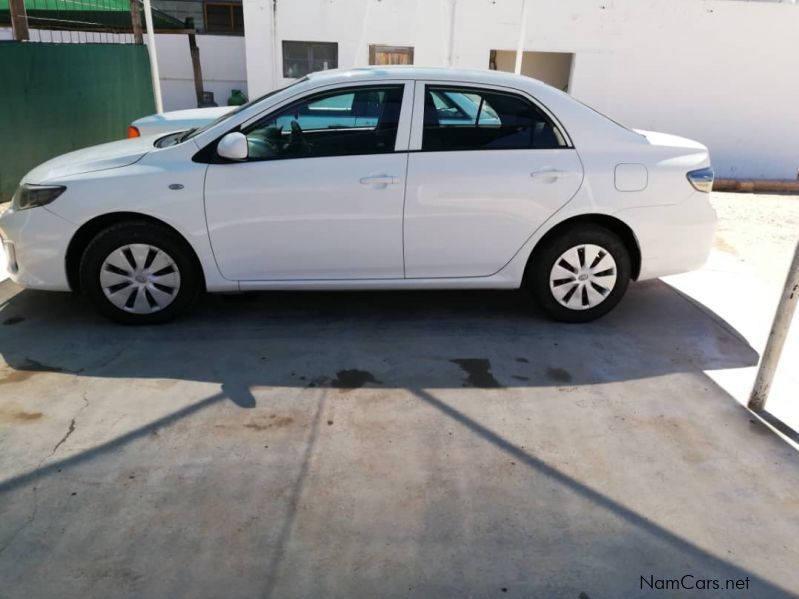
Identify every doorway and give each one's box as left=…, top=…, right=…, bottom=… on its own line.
left=490, top=50, right=573, bottom=92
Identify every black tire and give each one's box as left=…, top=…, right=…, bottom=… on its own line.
left=79, top=221, right=202, bottom=325
left=526, top=224, right=631, bottom=323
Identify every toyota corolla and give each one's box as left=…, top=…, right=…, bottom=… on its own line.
left=0, top=67, right=716, bottom=324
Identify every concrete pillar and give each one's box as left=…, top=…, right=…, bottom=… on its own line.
left=243, top=0, right=278, bottom=95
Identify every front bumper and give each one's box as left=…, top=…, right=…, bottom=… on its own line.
left=0, top=204, right=75, bottom=291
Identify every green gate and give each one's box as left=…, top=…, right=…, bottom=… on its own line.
left=0, top=43, right=156, bottom=202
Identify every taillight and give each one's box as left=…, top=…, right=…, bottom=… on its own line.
left=127, top=125, right=141, bottom=139
left=687, top=166, right=714, bottom=193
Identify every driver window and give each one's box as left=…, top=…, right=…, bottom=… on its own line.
left=242, top=85, right=404, bottom=160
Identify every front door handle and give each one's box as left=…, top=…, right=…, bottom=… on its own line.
left=531, top=168, right=566, bottom=182
left=360, top=174, right=399, bottom=186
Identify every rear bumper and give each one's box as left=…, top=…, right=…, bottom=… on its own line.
left=0, top=205, right=74, bottom=291
left=617, top=192, right=717, bottom=281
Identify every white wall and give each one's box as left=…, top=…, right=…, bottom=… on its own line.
left=242, top=0, right=799, bottom=179
left=148, top=33, right=248, bottom=111
left=243, top=0, right=453, bottom=93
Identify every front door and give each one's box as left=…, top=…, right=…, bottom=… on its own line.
left=204, top=82, right=412, bottom=281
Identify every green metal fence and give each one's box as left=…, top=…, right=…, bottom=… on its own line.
left=0, top=42, right=156, bottom=202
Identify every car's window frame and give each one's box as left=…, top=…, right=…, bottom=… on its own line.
left=408, top=81, right=574, bottom=153
left=193, top=80, right=414, bottom=164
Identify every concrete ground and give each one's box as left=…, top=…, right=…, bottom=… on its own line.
left=666, top=192, right=799, bottom=440
left=1, top=194, right=798, bottom=598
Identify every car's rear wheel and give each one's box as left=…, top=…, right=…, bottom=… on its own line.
left=80, top=221, right=201, bottom=324
left=527, top=224, right=631, bottom=323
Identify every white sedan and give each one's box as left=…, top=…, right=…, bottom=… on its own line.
left=0, top=67, right=716, bottom=324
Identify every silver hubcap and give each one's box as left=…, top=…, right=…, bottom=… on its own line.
left=549, top=243, right=617, bottom=311
left=100, top=244, right=181, bottom=314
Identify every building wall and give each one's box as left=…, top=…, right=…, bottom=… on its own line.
left=148, top=33, right=247, bottom=110
left=242, top=0, right=799, bottom=179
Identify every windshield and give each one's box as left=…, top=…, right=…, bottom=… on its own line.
left=182, top=77, right=309, bottom=143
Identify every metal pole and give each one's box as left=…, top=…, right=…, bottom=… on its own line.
left=142, top=0, right=164, bottom=113
left=748, top=240, right=799, bottom=411
left=514, top=0, right=529, bottom=74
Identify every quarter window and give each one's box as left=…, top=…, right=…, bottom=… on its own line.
left=282, top=41, right=338, bottom=78
left=242, top=85, right=404, bottom=161
left=422, top=86, right=567, bottom=152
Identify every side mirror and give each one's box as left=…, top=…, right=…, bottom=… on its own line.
left=217, top=132, right=248, bottom=161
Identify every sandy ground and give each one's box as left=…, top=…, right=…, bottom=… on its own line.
left=711, top=192, right=799, bottom=286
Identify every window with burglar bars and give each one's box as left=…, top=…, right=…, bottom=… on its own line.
left=203, top=1, right=242, bottom=34
left=282, top=40, right=338, bottom=78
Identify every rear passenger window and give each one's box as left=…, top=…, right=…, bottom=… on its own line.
left=421, top=86, right=567, bottom=152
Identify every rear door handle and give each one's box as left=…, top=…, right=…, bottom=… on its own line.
left=360, top=174, right=399, bottom=186
left=531, top=168, right=566, bottom=181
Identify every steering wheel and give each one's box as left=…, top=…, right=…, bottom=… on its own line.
left=289, top=120, right=311, bottom=155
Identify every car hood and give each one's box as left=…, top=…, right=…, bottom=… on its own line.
left=22, top=136, right=158, bottom=184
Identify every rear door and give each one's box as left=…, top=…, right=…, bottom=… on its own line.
left=403, top=83, right=583, bottom=278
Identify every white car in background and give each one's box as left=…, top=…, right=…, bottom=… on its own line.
left=0, top=66, right=716, bottom=325
left=127, top=105, right=235, bottom=138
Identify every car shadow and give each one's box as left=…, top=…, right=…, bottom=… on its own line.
left=3, top=279, right=798, bottom=598
left=0, top=278, right=758, bottom=392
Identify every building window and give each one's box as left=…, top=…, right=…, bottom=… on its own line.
left=282, top=41, right=338, bottom=78
left=369, top=45, right=414, bottom=66
left=203, top=1, right=244, bottom=34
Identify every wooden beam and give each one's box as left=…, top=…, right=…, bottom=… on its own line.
left=188, top=33, right=205, bottom=107
left=130, top=0, right=144, bottom=44
left=8, top=0, right=29, bottom=41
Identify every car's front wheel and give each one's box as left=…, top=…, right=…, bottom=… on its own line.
left=80, top=221, right=201, bottom=324
left=527, top=224, right=631, bottom=323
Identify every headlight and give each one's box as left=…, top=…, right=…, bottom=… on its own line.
left=13, top=184, right=66, bottom=210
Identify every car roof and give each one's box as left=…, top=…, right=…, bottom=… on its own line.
left=188, top=65, right=641, bottom=151
left=305, top=66, right=549, bottom=91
